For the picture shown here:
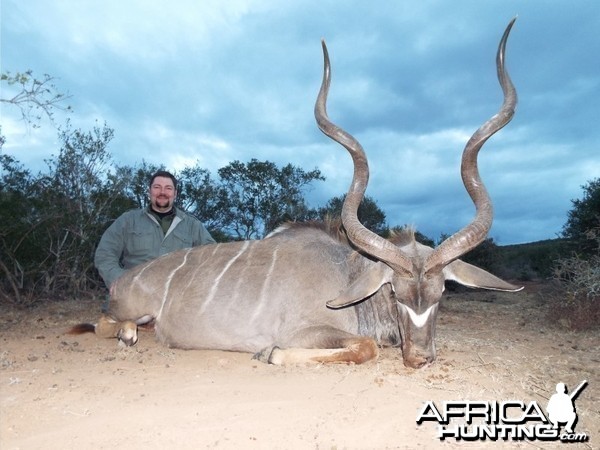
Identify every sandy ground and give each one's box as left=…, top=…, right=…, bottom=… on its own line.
left=1, top=283, right=598, bottom=450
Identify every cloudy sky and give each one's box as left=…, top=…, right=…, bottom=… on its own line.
left=2, top=1, right=598, bottom=245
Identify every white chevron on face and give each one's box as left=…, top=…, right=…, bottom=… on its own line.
left=398, top=303, right=437, bottom=328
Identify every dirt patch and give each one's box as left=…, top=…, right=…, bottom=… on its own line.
left=1, top=284, right=598, bottom=449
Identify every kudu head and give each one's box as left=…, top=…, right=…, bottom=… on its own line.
left=315, top=18, right=522, bottom=369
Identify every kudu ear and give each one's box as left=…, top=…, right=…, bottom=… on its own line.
left=327, top=263, right=394, bottom=309
left=443, top=259, right=523, bottom=292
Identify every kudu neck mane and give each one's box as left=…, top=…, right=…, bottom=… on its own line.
left=278, top=218, right=417, bottom=254
left=355, top=284, right=401, bottom=346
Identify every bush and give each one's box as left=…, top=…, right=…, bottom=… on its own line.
left=562, top=178, right=600, bottom=257
left=546, top=229, right=600, bottom=330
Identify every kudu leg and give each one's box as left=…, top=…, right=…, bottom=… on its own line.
left=254, top=326, right=379, bottom=365
left=95, top=316, right=138, bottom=346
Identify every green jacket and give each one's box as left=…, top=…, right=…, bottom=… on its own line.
left=95, top=207, right=216, bottom=288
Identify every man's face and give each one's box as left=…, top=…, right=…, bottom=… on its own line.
left=149, top=176, right=176, bottom=212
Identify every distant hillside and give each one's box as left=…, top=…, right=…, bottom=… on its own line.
left=498, top=238, right=575, bottom=281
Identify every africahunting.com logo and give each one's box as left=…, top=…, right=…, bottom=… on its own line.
left=416, top=380, right=589, bottom=443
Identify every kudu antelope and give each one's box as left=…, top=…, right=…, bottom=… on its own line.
left=70, top=19, right=522, bottom=368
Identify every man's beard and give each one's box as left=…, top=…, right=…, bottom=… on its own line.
left=154, top=196, right=172, bottom=209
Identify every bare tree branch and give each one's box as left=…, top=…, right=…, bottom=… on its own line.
left=1, top=70, right=72, bottom=129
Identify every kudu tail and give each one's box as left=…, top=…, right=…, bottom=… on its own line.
left=66, top=323, right=96, bottom=335
left=66, top=317, right=138, bottom=346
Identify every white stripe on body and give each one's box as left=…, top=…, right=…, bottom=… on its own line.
left=156, top=248, right=193, bottom=321
left=251, top=246, right=279, bottom=322
left=178, top=244, right=220, bottom=296
left=264, top=224, right=290, bottom=238
left=198, top=241, right=251, bottom=315
left=131, top=257, right=162, bottom=295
